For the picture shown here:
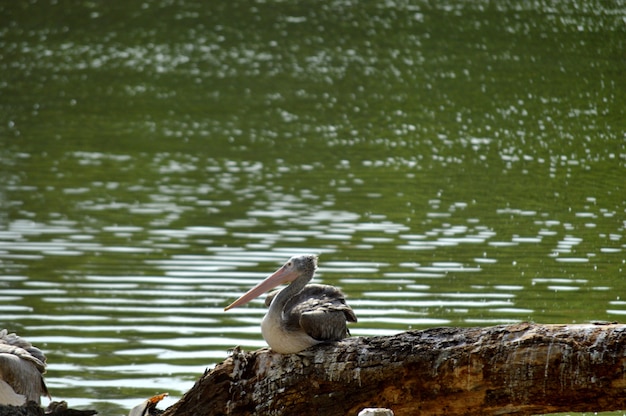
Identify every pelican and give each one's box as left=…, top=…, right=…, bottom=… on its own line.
left=224, top=255, right=357, bottom=354
left=0, top=329, right=50, bottom=405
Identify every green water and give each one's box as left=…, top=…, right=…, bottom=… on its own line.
left=1, top=1, right=625, bottom=414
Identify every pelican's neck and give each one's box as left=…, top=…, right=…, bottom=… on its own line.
left=269, top=271, right=313, bottom=314
left=261, top=270, right=319, bottom=354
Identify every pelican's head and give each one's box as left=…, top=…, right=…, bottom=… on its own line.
left=224, top=254, right=318, bottom=311
left=289, top=254, right=318, bottom=277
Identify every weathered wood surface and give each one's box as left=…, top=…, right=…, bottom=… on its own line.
left=0, top=401, right=97, bottom=416
left=162, top=322, right=626, bottom=416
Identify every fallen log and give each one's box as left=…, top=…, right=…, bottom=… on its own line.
left=162, top=322, right=626, bottom=416
left=0, top=401, right=97, bottom=416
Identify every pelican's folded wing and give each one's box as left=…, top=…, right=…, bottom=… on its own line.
left=300, top=308, right=352, bottom=341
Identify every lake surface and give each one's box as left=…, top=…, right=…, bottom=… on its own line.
left=1, top=0, right=625, bottom=414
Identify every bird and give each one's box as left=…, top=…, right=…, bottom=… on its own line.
left=128, top=392, right=168, bottom=416
left=224, top=255, right=357, bottom=354
left=0, top=329, right=50, bottom=405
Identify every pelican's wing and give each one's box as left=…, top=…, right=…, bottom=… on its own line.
left=300, top=307, right=352, bottom=341
left=0, top=329, right=47, bottom=373
left=282, top=284, right=357, bottom=341
left=0, top=330, right=50, bottom=403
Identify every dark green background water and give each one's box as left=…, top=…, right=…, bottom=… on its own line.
left=1, top=1, right=625, bottom=414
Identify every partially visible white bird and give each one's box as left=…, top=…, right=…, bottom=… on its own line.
left=0, top=329, right=50, bottom=405
left=128, top=392, right=168, bottom=416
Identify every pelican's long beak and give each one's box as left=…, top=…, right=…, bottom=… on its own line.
left=224, top=264, right=297, bottom=311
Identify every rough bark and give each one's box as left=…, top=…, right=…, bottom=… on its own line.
left=162, top=322, right=626, bottom=416
left=0, top=401, right=97, bottom=416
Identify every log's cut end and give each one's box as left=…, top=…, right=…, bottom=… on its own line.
left=162, top=323, right=626, bottom=416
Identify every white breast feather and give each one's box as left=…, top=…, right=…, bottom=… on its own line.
left=261, top=311, right=319, bottom=354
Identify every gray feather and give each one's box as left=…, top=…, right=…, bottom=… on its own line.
left=281, top=284, right=357, bottom=341
left=0, top=329, right=50, bottom=404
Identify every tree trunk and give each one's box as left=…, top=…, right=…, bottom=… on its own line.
left=163, top=323, right=626, bottom=416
